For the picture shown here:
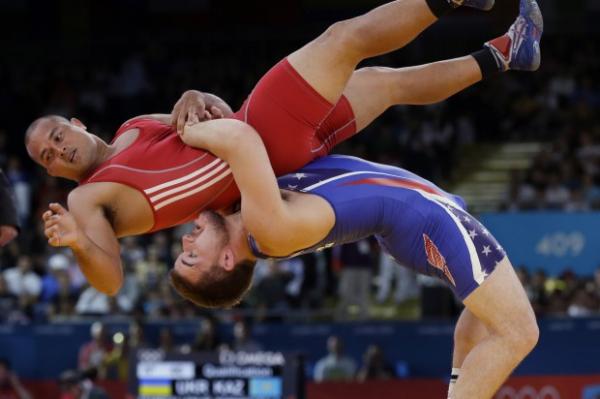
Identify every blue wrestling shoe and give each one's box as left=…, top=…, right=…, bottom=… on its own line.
left=484, top=0, right=543, bottom=71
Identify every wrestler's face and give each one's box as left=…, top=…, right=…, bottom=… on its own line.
left=174, top=211, right=232, bottom=283
left=26, top=117, right=99, bottom=181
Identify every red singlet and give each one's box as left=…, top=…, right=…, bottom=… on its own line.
left=80, top=58, right=358, bottom=233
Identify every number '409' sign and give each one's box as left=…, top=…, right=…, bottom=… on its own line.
left=535, top=232, right=586, bottom=257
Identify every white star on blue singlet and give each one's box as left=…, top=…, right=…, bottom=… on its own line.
left=463, top=216, right=471, bottom=223
left=287, top=184, right=298, bottom=190
left=468, top=229, right=478, bottom=239
left=295, top=173, right=307, bottom=180
left=482, top=245, right=492, bottom=256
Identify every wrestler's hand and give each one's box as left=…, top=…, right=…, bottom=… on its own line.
left=43, top=203, right=81, bottom=248
left=172, top=90, right=223, bottom=134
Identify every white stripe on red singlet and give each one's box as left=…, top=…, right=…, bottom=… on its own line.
left=144, top=158, right=223, bottom=195
left=153, top=168, right=232, bottom=211
left=148, top=162, right=230, bottom=203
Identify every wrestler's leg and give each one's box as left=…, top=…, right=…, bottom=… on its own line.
left=313, top=56, right=482, bottom=152
left=451, top=259, right=539, bottom=399
left=317, top=0, right=542, bottom=148
left=448, top=308, right=489, bottom=398
left=344, top=56, right=481, bottom=132
left=287, top=0, right=439, bottom=104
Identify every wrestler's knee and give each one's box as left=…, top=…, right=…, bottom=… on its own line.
left=320, top=20, right=367, bottom=59
left=502, top=302, right=539, bottom=356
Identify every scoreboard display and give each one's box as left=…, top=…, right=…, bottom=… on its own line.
left=129, top=349, right=304, bottom=399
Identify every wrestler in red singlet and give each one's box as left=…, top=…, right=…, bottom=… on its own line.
left=81, top=59, right=358, bottom=232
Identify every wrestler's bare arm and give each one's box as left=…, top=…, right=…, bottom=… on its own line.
left=43, top=186, right=123, bottom=295
left=181, top=119, right=333, bottom=256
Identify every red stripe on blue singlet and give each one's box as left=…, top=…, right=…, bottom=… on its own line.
left=341, top=177, right=444, bottom=196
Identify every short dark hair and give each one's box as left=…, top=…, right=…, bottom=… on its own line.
left=25, top=115, right=68, bottom=147
left=170, top=260, right=256, bottom=308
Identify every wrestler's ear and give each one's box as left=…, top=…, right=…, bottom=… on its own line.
left=220, top=247, right=236, bottom=272
left=70, top=118, right=87, bottom=130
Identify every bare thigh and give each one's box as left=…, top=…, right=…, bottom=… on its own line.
left=287, top=25, right=358, bottom=104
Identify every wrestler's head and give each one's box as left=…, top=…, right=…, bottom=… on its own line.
left=170, top=210, right=256, bottom=308
left=25, top=115, right=101, bottom=181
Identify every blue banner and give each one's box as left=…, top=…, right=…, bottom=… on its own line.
left=480, top=212, right=600, bottom=276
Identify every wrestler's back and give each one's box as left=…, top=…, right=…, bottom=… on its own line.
left=267, top=155, right=466, bottom=263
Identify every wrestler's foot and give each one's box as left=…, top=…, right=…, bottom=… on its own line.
left=484, top=0, right=544, bottom=71
left=450, top=0, right=495, bottom=11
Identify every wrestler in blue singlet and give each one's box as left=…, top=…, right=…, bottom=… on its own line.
left=248, top=155, right=507, bottom=300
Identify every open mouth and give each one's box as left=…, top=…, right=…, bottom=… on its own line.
left=181, top=258, right=196, bottom=267
left=179, top=252, right=199, bottom=267
left=69, top=149, right=76, bottom=162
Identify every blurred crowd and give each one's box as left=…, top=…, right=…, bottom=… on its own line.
left=71, top=320, right=397, bottom=387
left=517, top=266, right=600, bottom=317
left=504, top=127, right=600, bottom=211
left=1, top=31, right=600, bottom=325
left=2, top=238, right=600, bottom=324
left=501, top=38, right=600, bottom=211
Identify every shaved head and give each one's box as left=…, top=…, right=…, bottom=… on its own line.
left=24, top=115, right=101, bottom=181
left=25, top=115, right=68, bottom=148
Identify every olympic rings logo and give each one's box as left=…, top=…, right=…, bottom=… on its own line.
left=496, top=385, right=561, bottom=399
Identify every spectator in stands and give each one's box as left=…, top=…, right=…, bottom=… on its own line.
left=313, top=336, right=356, bottom=382
left=565, top=185, right=590, bottom=212
left=376, top=253, right=418, bottom=305
left=58, top=369, right=108, bottom=399
left=277, top=258, right=305, bottom=308
left=3, top=256, right=40, bottom=299
left=0, top=171, right=19, bottom=248
left=3, top=255, right=41, bottom=317
left=530, top=269, right=550, bottom=314
left=158, top=328, right=176, bottom=353
left=4, top=157, right=30, bottom=226
left=0, top=358, right=32, bottom=399
left=334, top=240, right=374, bottom=320
left=0, top=276, right=20, bottom=323
left=544, top=173, right=570, bottom=209
left=120, top=237, right=145, bottom=268
left=115, top=261, right=140, bottom=314
left=357, top=344, right=396, bottom=382
left=567, top=289, right=596, bottom=317
left=582, top=174, right=600, bottom=209
left=191, top=318, right=222, bottom=352
left=128, top=319, right=147, bottom=351
left=592, top=267, right=600, bottom=305
left=103, top=332, right=129, bottom=382
left=40, top=253, right=70, bottom=303
left=232, top=321, right=262, bottom=352
left=78, top=322, right=113, bottom=373
left=545, top=290, right=569, bottom=316
left=49, top=270, right=78, bottom=319
left=134, top=245, right=167, bottom=290
left=75, top=286, right=110, bottom=315
left=251, top=260, right=293, bottom=319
